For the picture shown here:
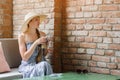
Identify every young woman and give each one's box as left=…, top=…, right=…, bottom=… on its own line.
left=18, top=12, right=53, bottom=78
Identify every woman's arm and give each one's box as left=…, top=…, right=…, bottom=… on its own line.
left=18, top=33, right=47, bottom=61
left=18, top=34, right=38, bottom=61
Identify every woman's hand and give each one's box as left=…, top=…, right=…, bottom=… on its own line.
left=36, top=37, right=47, bottom=45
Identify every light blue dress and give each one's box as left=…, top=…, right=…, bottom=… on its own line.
left=18, top=42, right=53, bottom=78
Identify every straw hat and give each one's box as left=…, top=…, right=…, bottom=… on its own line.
left=21, top=11, right=47, bottom=32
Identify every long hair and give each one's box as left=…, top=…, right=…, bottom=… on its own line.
left=36, top=29, right=40, bottom=38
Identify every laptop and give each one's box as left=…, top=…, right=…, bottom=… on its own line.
left=0, top=38, right=21, bottom=68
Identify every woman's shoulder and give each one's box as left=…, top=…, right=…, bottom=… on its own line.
left=18, top=33, right=25, bottom=42
left=18, top=33, right=25, bottom=38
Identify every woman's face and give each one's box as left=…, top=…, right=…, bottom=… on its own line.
left=28, top=16, right=40, bottom=29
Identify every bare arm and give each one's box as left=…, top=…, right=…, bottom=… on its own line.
left=18, top=32, right=47, bottom=61
left=18, top=34, right=38, bottom=61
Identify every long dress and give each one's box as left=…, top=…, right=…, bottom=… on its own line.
left=18, top=42, right=53, bottom=78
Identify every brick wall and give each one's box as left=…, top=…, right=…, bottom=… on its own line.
left=61, top=0, right=120, bottom=75
left=0, top=0, right=13, bottom=38
left=13, top=0, right=120, bottom=75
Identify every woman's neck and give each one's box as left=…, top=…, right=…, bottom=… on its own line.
left=24, top=28, right=38, bottom=43
left=27, top=28, right=36, bottom=34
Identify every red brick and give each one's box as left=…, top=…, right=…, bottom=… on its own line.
left=111, top=57, right=116, bottom=63
left=66, top=1, right=77, bottom=7
left=71, top=19, right=86, bottom=24
left=89, top=31, right=106, bottom=37
left=77, top=0, right=85, bottom=6
left=103, top=24, right=112, bottom=30
left=85, top=37, right=93, bottom=42
left=97, top=62, right=106, bottom=68
left=107, top=32, right=120, bottom=37
left=85, top=0, right=94, bottom=5
left=114, top=0, right=120, bottom=4
left=76, top=6, right=81, bottom=11
left=82, top=5, right=98, bottom=11
left=76, top=37, right=85, bottom=42
left=114, top=12, right=120, bottom=17
left=97, top=43, right=108, bottom=49
left=102, top=12, right=114, bottom=18
left=95, top=49, right=104, bottom=55
left=65, top=19, right=85, bottom=24
left=103, top=38, right=112, bottom=43
left=90, top=67, right=109, bottom=74
left=106, top=18, right=118, bottom=24
left=92, top=55, right=110, bottom=62
left=75, top=12, right=83, bottom=18
left=87, top=18, right=105, bottom=24
left=111, top=70, right=120, bottom=76
left=115, top=57, right=120, bottom=63
left=66, top=7, right=77, bottom=12
left=78, top=48, right=86, bottom=53
left=103, top=0, right=114, bottom=4
left=86, top=49, right=95, bottom=54
left=74, top=54, right=91, bottom=60
left=79, top=60, right=88, bottom=66
left=107, top=63, right=117, bottom=69
left=109, top=44, right=120, bottom=50
left=67, top=13, right=75, bottom=18
left=72, top=31, right=88, bottom=36
left=100, top=5, right=119, bottom=11
left=93, top=24, right=103, bottom=30
left=105, top=50, right=115, bottom=56
left=113, top=25, right=120, bottom=30
left=93, top=37, right=102, bottom=42
left=89, top=61, right=97, bottom=67
left=94, top=0, right=102, bottom=4
left=93, top=12, right=102, bottom=18
left=65, top=24, right=76, bottom=30
left=13, top=0, right=27, bottom=4
left=84, top=12, right=92, bottom=17
left=76, top=25, right=84, bottom=30
left=84, top=24, right=93, bottom=30
left=80, top=43, right=96, bottom=48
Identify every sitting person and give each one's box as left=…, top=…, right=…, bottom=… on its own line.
left=18, top=11, right=53, bottom=78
